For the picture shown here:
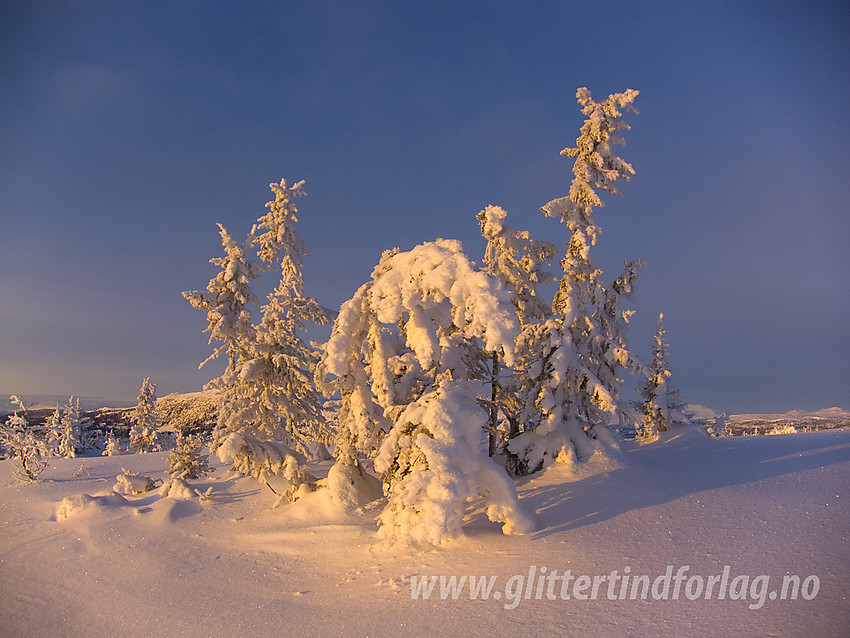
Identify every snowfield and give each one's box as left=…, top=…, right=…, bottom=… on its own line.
left=1, top=426, right=848, bottom=637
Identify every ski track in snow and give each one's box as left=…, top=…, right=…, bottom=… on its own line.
left=1, top=427, right=848, bottom=637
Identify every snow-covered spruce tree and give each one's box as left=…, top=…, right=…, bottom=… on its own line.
left=1, top=396, right=49, bottom=482
left=634, top=314, right=687, bottom=440
left=508, top=87, right=644, bottom=474
left=182, top=223, right=262, bottom=419
left=317, top=239, right=535, bottom=545
left=102, top=433, right=122, bottom=456
left=44, top=405, right=64, bottom=456
left=215, top=179, right=331, bottom=454
left=167, top=432, right=213, bottom=479
left=56, top=396, right=86, bottom=458
left=130, top=378, right=160, bottom=453
left=476, top=205, right=558, bottom=460
left=183, top=179, right=328, bottom=500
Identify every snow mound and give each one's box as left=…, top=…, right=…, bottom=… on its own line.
left=158, top=477, right=211, bottom=501
left=113, top=468, right=161, bottom=494
left=55, top=491, right=131, bottom=520
left=327, top=457, right=382, bottom=511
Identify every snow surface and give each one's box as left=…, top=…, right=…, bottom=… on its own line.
left=1, top=427, right=848, bottom=637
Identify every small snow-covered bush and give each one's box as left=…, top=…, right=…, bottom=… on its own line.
left=1, top=396, right=49, bottom=482
left=768, top=424, right=798, bottom=435
left=113, top=468, right=161, bottom=495
left=102, top=434, right=122, bottom=456
left=326, top=456, right=382, bottom=511
left=56, top=492, right=131, bottom=520
left=158, top=477, right=212, bottom=501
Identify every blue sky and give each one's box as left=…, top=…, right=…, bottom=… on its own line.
left=1, top=1, right=848, bottom=412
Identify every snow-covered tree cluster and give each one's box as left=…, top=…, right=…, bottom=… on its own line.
left=182, top=87, right=686, bottom=545
left=43, top=396, right=95, bottom=458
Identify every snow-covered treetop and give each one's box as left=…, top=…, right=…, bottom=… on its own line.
left=183, top=224, right=262, bottom=370
left=254, top=179, right=306, bottom=264
left=542, top=87, right=639, bottom=245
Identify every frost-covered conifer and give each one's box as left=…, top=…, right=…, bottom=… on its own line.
left=317, top=239, right=534, bottom=545
left=217, top=179, right=331, bottom=453
left=182, top=224, right=262, bottom=392
left=476, top=205, right=557, bottom=458
left=102, top=433, right=122, bottom=456
left=130, top=378, right=160, bottom=453
left=635, top=314, right=686, bottom=439
left=57, top=397, right=85, bottom=458
left=44, top=405, right=63, bottom=456
left=510, top=87, right=644, bottom=473
left=167, top=432, right=213, bottom=479
left=184, top=181, right=329, bottom=464
left=216, top=432, right=316, bottom=501
left=184, top=180, right=330, bottom=497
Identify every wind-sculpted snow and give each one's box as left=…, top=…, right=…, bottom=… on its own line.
left=2, top=428, right=847, bottom=636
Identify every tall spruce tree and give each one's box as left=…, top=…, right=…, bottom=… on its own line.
left=183, top=223, right=262, bottom=397
left=216, top=179, right=331, bottom=454
left=508, top=87, right=644, bottom=473
left=184, top=180, right=330, bottom=499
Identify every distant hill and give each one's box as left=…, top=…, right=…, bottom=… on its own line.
left=0, top=391, right=220, bottom=438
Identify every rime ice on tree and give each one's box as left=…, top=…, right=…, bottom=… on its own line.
left=476, top=205, right=558, bottom=461
left=167, top=432, right=213, bottom=479
left=0, top=396, right=49, bottom=482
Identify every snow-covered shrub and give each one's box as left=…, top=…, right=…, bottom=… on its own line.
left=102, top=434, right=122, bottom=456
left=705, top=413, right=732, bottom=437
left=113, top=468, right=161, bottom=495
left=768, top=424, right=798, bottom=435
left=158, top=477, right=213, bottom=501
left=375, top=378, right=535, bottom=545
left=56, top=492, right=131, bottom=520
left=1, top=396, right=49, bottom=482
left=326, top=455, right=383, bottom=511
left=167, top=433, right=213, bottom=479
left=216, top=432, right=316, bottom=502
